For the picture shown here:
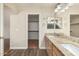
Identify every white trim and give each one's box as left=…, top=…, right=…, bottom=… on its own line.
left=10, top=47, right=28, bottom=49
left=0, top=3, right=4, bottom=56
left=25, top=14, right=28, bottom=49
left=26, top=12, right=40, bottom=48
left=39, top=47, right=46, bottom=49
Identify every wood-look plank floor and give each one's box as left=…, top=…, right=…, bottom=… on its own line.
left=4, top=49, right=48, bottom=56
left=28, top=40, right=39, bottom=49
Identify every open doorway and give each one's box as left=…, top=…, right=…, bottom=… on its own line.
left=70, top=15, right=79, bottom=37
left=28, top=14, right=39, bottom=49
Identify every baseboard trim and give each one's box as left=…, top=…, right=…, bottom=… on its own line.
left=39, top=47, right=46, bottom=49
left=10, top=47, right=28, bottom=49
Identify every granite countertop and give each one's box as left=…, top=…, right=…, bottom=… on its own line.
left=46, top=34, right=79, bottom=56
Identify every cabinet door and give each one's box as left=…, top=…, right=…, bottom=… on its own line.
left=44, top=36, right=48, bottom=48
left=10, top=14, right=28, bottom=49
left=53, top=45, right=64, bottom=56
left=44, top=36, right=64, bottom=56
left=45, top=37, right=53, bottom=56
left=48, top=41, right=53, bottom=56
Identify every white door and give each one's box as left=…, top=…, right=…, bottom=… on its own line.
left=10, top=13, right=28, bottom=49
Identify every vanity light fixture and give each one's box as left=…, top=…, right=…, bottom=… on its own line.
left=64, top=6, right=69, bottom=10
left=68, top=3, right=74, bottom=6
left=57, top=5, right=61, bottom=9
left=54, top=5, right=62, bottom=12
left=54, top=3, right=74, bottom=13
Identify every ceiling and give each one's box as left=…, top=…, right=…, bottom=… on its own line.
left=5, top=3, right=79, bottom=14
left=14, top=3, right=57, bottom=7
left=4, top=3, right=57, bottom=12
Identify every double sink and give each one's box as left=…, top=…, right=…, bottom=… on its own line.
left=47, top=35, right=79, bottom=56
left=61, top=44, right=79, bottom=56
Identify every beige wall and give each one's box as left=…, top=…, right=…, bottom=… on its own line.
left=56, top=4, right=79, bottom=36
left=4, top=6, right=16, bottom=39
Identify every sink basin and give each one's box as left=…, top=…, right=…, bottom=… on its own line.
left=60, top=44, right=79, bottom=56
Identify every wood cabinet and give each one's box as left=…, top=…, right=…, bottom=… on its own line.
left=52, top=44, right=64, bottom=56
left=45, top=36, right=64, bottom=56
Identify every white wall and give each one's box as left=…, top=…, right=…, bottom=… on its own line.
left=10, top=6, right=54, bottom=49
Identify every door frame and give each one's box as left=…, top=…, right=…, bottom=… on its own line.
left=0, top=3, right=4, bottom=56
left=26, top=13, right=40, bottom=49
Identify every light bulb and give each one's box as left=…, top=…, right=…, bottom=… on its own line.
left=60, top=9, right=65, bottom=12
left=57, top=5, right=61, bottom=9
left=65, top=6, right=69, bottom=10
left=55, top=9, right=58, bottom=12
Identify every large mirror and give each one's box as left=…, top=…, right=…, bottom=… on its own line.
left=47, top=17, right=62, bottom=29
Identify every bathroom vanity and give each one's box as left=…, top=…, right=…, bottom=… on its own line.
left=44, top=34, right=79, bottom=56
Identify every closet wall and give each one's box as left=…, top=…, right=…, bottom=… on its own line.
left=70, top=15, right=79, bottom=37
left=28, top=15, right=39, bottom=40
left=28, top=14, right=39, bottom=48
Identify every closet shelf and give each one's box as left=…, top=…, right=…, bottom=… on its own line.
left=28, top=31, right=39, bottom=32
left=28, top=21, right=39, bottom=22
left=70, top=22, right=79, bottom=25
